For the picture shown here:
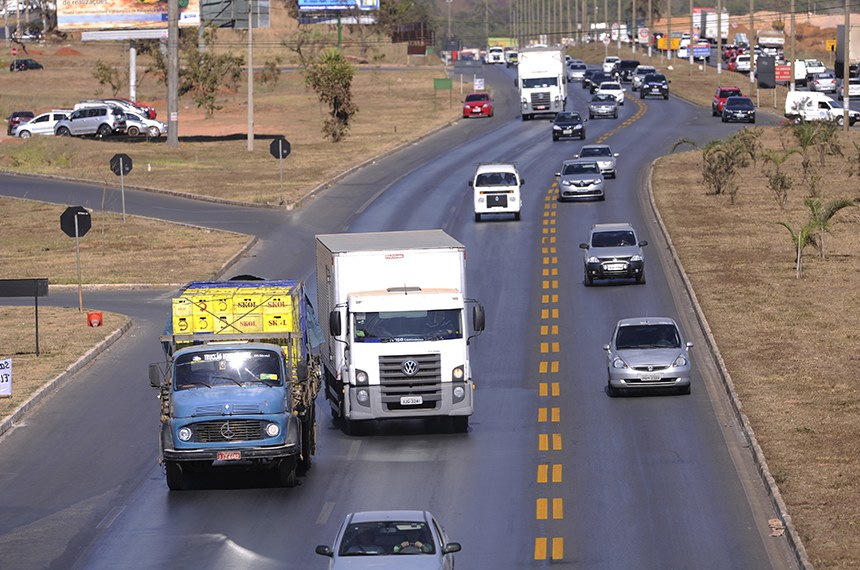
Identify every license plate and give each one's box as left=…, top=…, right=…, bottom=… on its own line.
left=400, top=395, right=423, bottom=405
left=563, top=128, right=572, bottom=134
left=640, top=374, right=661, bottom=382
left=605, top=263, right=626, bottom=271
left=536, top=105, right=548, bottom=110
left=217, top=450, right=242, bottom=461
left=471, top=108, right=480, bottom=113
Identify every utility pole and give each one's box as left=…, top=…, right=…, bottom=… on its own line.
left=167, top=0, right=179, bottom=148
left=790, top=0, right=795, bottom=92
left=447, top=0, right=452, bottom=43
left=247, top=0, right=254, bottom=152
left=648, top=0, right=652, bottom=56
left=689, top=0, right=694, bottom=74
left=716, top=0, right=722, bottom=75
left=632, top=0, right=637, bottom=53
left=844, top=0, right=850, bottom=131
left=667, top=0, right=671, bottom=61
left=749, top=0, right=755, bottom=87
left=617, top=0, right=621, bottom=52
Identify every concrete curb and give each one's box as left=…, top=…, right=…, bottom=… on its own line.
left=645, top=160, right=812, bottom=570
left=0, top=319, right=133, bottom=439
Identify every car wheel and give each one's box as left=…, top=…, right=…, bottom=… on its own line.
left=148, top=126, right=161, bottom=137
left=127, top=125, right=140, bottom=136
left=584, top=272, right=594, bottom=286
left=165, top=461, right=184, bottom=491
left=580, top=132, right=586, bottom=140
left=613, top=111, right=618, bottom=119
left=712, top=107, right=719, bottom=116
left=589, top=113, right=594, bottom=119
left=838, top=116, right=845, bottom=127
left=57, top=127, right=71, bottom=137
left=608, top=382, right=620, bottom=397
left=636, top=271, right=646, bottom=285
left=97, top=124, right=112, bottom=138
left=721, top=115, right=727, bottom=123
left=275, top=457, right=298, bottom=487
left=18, top=130, right=31, bottom=138
left=640, top=92, right=645, bottom=99
left=678, top=384, right=691, bottom=396
left=474, top=213, right=481, bottom=222
left=297, top=406, right=315, bottom=475
left=552, top=135, right=558, bottom=141
left=663, top=93, right=669, bottom=100
left=452, top=416, right=469, bottom=433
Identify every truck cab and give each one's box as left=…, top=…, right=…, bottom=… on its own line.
left=469, top=163, right=524, bottom=221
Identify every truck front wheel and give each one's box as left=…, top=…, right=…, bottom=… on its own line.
left=276, top=457, right=298, bottom=487
left=298, top=409, right=315, bottom=475
left=452, top=416, right=469, bottom=433
left=165, top=461, right=184, bottom=491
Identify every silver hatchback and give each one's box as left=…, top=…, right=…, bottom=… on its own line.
left=556, top=159, right=605, bottom=201
left=580, top=223, right=647, bottom=286
left=54, top=105, right=126, bottom=138
left=604, top=317, right=694, bottom=396
left=575, top=144, right=619, bottom=178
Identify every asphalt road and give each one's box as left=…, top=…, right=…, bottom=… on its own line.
left=0, top=63, right=798, bottom=569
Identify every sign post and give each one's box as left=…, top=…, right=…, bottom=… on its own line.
left=109, top=153, right=133, bottom=222
left=0, top=278, right=49, bottom=357
left=269, top=136, right=291, bottom=206
left=60, top=207, right=92, bottom=312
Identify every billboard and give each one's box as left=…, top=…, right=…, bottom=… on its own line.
left=298, top=0, right=379, bottom=11
left=57, top=0, right=201, bottom=31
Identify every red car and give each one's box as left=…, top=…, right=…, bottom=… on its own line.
left=712, top=86, right=743, bottom=116
left=462, top=92, right=494, bottom=118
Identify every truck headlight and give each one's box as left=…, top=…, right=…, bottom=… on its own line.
left=452, top=366, right=464, bottom=380
left=178, top=426, right=192, bottom=441
left=453, top=386, right=465, bottom=399
left=266, top=423, right=281, bottom=437
left=356, top=388, right=369, bottom=404
left=355, top=369, right=368, bottom=384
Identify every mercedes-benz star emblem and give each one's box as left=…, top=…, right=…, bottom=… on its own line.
left=220, top=422, right=235, bottom=439
left=401, top=359, right=419, bottom=376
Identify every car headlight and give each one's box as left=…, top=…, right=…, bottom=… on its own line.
left=573, top=124, right=581, bottom=129
left=266, top=422, right=280, bottom=437
left=178, top=426, right=192, bottom=441
left=355, top=369, right=368, bottom=384
left=630, top=254, right=643, bottom=262
left=673, top=355, right=688, bottom=367
left=561, top=180, right=571, bottom=186
left=586, top=256, right=599, bottom=264
left=612, top=357, right=627, bottom=369
left=553, top=125, right=562, bottom=130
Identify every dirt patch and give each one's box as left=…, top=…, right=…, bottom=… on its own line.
left=53, top=47, right=82, bottom=57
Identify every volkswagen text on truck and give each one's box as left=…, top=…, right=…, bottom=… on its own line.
left=316, top=230, right=485, bottom=434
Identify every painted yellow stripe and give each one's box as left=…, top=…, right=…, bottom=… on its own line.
left=542, top=268, right=549, bottom=277
left=552, top=537, right=564, bottom=560
left=549, top=236, right=556, bottom=243
left=536, top=498, right=548, bottom=520
left=551, top=381, right=560, bottom=395
left=550, top=280, right=558, bottom=289
left=551, top=308, right=559, bottom=318
left=553, top=498, right=564, bottom=519
left=550, top=324, right=558, bottom=335
left=551, top=407, right=560, bottom=422
left=551, top=362, right=559, bottom=374
left=537, top=464, right=548, bottom=483
left=538, top=434, right=549, bottom=451
left=539, top=382, right=548, bottom=396
left=551, top=342, right=559, bottom=353
left=540, top=342, right=549, bottom=353
left=534, top=537, right=548, bottom=560
left=541, top=294, right=549, bottom=304
left=552, top=433, right=562, bottom=450
left=541, top=280, right=550, bottom=289
left=551, top=256, right=558, bottom=264
left=539, top=361, right=548, bottom=374
left=552, top=463, right=562, bottom=483
left=541, top=308, right=549, bottom=319
left=540, top=325, right=548, bottom=335
left=538, top=407, right=548, bottom=422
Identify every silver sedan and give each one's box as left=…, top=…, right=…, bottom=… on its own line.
left=604, top=317, right=693, bottom=396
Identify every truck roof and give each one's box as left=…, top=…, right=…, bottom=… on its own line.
left=316, top=230, right=465, bottom=253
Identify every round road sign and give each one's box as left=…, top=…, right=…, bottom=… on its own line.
left=603, top=36, right=611, bottom=46
left=61, top=206, right=92, bottom=238
left=639, top=27, right=649, bottom=41
left=269, top=136, right=291, bottom=160
left=110, top=153, right=133, bottom=176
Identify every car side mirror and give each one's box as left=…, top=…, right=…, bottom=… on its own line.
left=686, top=341, right=695, bottom=349
left=639, top=240, right=648, bottom=246
left=468, top=181, right=473, bottom=187
left=443, top=542, right=462, bottom=554
left=613, top=153, right=619, bottom=157
left=554, top=172, right=561, bottom=177
left=602, top=344, right=611, bottom=351
left=315, top=545, right=333, bottom=557
left=573, top=154, right=580, bottom=158
left=329, top=310, right=342, bottom=337
left=579, top=243, right=588, bottom=249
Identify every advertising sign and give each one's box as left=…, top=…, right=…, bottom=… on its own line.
left=57, top=0, right=200, bottom=31
left=298, top=0, right=379, bottom=11
left=0, top=358, right=10, bottom=398
left=775, top=64, right=791, bottom=83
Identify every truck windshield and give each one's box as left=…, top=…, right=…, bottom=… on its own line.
left=353, top=310, right=462, bottom=342
left=522, top=77, right=559, bottom=88
left=174, top=349, right=283, bottom=389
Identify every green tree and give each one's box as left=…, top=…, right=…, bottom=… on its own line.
left=761, top=148, right=797, bottom=208
left=92, top=60, right=127, bottom=97
left=303, top=48, right=358, bottom=142
left=776, top=221, right=816, bottom=279
left=804, top=197, right=856, bottom=260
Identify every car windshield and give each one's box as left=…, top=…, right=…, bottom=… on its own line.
left=174, top=349, right=282, bottom=389
left=726, top=98, right=754, bottom=109
left=339, top=521, right=435, bottom=556
left=580, top=147, right=612, bottom=157
left=636, top=67, right=655, bottom=75
left=571, top=63, right=586, bottom=70
left=563, top=162, right=599, bottom=175
left=354, top=309, right=462, bottom=342
left=555, top=112, right=581, bottom=121
left=646, top=74, right=666, bottom=82
left=719, top=89, right=740, bottom=98
left=523, top=77, right=559, bottom=88
left=476, top=171, right=517, bottom=186
left=592, top=94, right=614, bottom=102
left=592, top=230, right=636, bottom=247
left=465, top=94, right=489, bottom=102
left=616, top=324, right=681, bottom=349
left=600, top=83, right=621, bottom=90
left=816, top=73, right=834, bottom=79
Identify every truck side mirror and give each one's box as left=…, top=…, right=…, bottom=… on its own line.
left=472, top=304, right=485, bottom=332
left=468, top=180, right=473, bottom=187
left=149, top=363, right=164, bottom=388
left=329, top=310, right=342, bottom=337
left=297, top=361, right=308, bottom=381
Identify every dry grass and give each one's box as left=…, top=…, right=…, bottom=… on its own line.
left=652, top=128, right=860, bottom=570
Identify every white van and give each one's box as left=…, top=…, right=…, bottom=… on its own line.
left=784, top=91, right=860, bottom=126
left=792, top=60, right=809, bottom=86
left=469, top=163, right=523, bottom=221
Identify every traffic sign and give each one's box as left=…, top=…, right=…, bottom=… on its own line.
left=603, top=36, right=611, bottom=46
left=110, top=153, right=133, bottom=176
left=61, top=206, right=91, bottom=238
left=474, top=78, right=485, bottom=90
left=775, top=64, right=791, bottom=82
left=269, top=136, right=291, bottom=159
left=11, top=47, right=17, bottom=56
left=638, top=27, right=649, bottom=43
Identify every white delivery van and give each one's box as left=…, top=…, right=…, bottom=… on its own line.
left=792, top=59, right=809, bottom=87
left=469, top=163, right=524, bottom=221
left=785, top=91, right=860, bottom=126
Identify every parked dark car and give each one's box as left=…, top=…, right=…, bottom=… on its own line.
left=639, top=73, right=670, bottom=99
left=9, top=58, right=43, bottom=72
left=721, top=96, right=756, bottom=123
left=6, top=110, right=35, bottom=135
left=617, top=59, right=641, bottom=82
left=551, top=111, right=586, bottom=141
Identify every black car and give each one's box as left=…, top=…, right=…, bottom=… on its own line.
left=551, top=111, right=587, bottom=141
left=6, top=110, right=35, bottom=135
left=721, top=96, right=756, bottom=123
left=581, top=68, right=600, bottom=90
left=9, top=58, right=43, bottom=72
left=617, top=59, right=640, bottom=82
left=588, top=71, right=612, bottom=93
left=639, top=73, right=670, bottom=99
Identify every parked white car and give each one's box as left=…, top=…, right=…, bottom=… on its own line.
left=596, top=81, right=625, bottom=105
left=124, top=111, right=167, bottom=137
left=13, top=110, right=71, bottom=138
left=839, top=77, right=860, bottom=100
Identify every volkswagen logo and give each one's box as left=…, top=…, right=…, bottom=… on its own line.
left=647, top=365, right=654, bottom=372
left=401, top=359, right=420, bottom=376
left=220, top=422, right=235, bottom=440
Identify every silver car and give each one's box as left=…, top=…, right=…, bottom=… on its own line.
left=580, top=223, right=648, bottom=286
left=575, top=144, right=619, bottom=178
left=54, top=105, right=126, bottom=137
left=589, top=93, right=619, bottom=119
left=13, top=110, right=71, bottom=138
left=604, top=317, right=694, bottom=396
left=316, top=510, right=461, bottom=569
left=631, top=65, right=656, bottom=91
left=556, top=159, right=605, bottom=201
left=567, top=62, right=587, bottom=81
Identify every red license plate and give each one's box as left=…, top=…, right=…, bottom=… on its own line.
left=217, top=450, right=242, bottom=461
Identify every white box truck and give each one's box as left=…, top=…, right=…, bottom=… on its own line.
left=315, top=230, right=485, bottom=434
left=518, top=46, right=566, bottom=120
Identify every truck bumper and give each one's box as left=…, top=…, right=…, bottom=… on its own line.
left=346, top=381, right=474, bottom=421
left=162, top=441, right=299, bottom=462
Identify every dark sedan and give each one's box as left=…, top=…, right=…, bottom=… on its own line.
left=551, top=111, right=586, bottom=141
left=721, top=96, right=756, bottom=123
left=9, top=58, right=43, bottom=72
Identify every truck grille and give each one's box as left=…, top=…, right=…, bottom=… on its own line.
left=379, top=354, right=442, bottom=411
left=192, top=419, right=264, bottom=442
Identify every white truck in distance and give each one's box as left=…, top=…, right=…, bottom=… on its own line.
left=518, top=46, right=566, bottom=120
left=315, top=230, right=485, bottom=434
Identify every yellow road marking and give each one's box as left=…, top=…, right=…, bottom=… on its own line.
left=552, top=463, right=562, bottom=483
left=553, top=498, right=564, bottom=519
left=552, top=433, right=562, bottom=450
left=539, top=362, right=548, bottom=374
left=551, top=407, right=560, bottom=422
left=538, top=407, right=548, bottom=422
left=539, top=382, right=548, bottom=396
left=552, top=381, right=560, bottom=395
left=537, top=464, right=548, bottom=483
left=536, top=498, right=548, bottom=519
left=534, top=537, right=547, bottom=560
left=538, top=434, right=549, bottom=451
left=552, top=537, right=564, bottom=559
